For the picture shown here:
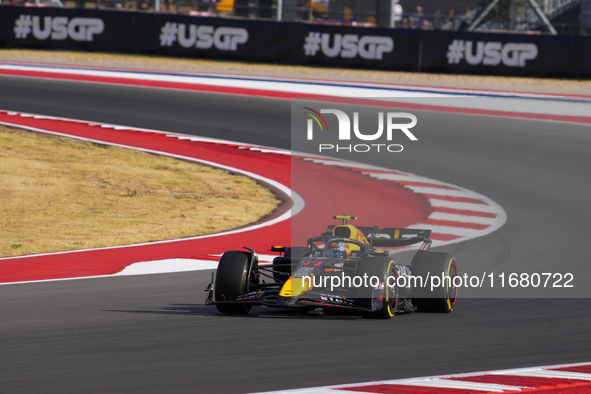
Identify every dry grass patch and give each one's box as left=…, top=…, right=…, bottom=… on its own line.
left=0, top=126, right=280, bottom=257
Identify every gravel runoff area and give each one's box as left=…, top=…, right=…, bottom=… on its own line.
left=1, top=49, right=590, bottom=96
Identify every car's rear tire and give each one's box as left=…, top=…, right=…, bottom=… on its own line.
left=214, top=251, right=252, bottom=315
left=356, top=257, right=398, bottom=319
left=411, top=251, right=458, bottom=313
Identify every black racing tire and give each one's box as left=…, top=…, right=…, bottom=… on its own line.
left=411, top=251, right=458, bottom=313
left=356, top=256, right=398, bottom=319
left=214, top=251, right=252, bottom=315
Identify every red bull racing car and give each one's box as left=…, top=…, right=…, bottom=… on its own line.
left=205, top=216, right=458, bottom=318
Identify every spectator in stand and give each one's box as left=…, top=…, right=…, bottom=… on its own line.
left=393, top=5, right=468, bottom=31
left=447, top=7, right=461, bottom=30
left=197, top=0, right=208, bottom=11
left=459, top=7, right=474, bottom=29
left=340, top=6, right=356, bottom=22
left=441, top=17, right=454, bottom=30
left=414, top=6, right=424, bottom=27
left=431, top=9, right=442, bottom=29
left=391, top=0, right=403, bottom=28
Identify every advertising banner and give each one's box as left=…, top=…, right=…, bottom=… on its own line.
left=293, top=23, right=419, bottom=70
left=132, top=13, right=292, bottom=61
left=1, top=6, right=589, bottom=77
left=0, top=6, right=132, bottom=51
left=419, top=30, right=582, bottom=77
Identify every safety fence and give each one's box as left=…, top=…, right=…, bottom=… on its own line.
left=1, top=5, right=589, bottom=77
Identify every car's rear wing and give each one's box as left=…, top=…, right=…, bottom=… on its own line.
left=365, top=227, right=432, bottom=248
left=325, top=225, right=432, bottom=248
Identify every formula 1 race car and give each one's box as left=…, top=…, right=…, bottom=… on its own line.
left=205, top=216, right=458, bottom=318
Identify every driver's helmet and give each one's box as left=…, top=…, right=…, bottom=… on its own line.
left=328, top=241, right=347, bottom=258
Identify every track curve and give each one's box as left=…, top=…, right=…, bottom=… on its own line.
left=0, top=73, right=590, bottom=393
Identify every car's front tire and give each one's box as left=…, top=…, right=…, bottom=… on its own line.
left=214, top=251, right=252, bottom=315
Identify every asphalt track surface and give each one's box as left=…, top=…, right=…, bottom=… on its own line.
left=1, top=75, right=590, bottom=393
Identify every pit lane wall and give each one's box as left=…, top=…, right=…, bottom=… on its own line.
left=1, top=6, right=590, bottom=78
